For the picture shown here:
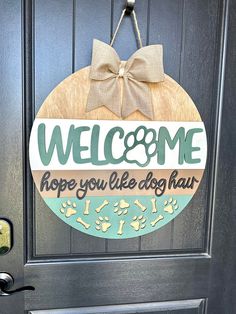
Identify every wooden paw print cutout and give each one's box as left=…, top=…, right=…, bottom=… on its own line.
left=114, top=199, right=130, bottom=216
left=60, top=200, right=77, bottom=218
left=57, top=197, right=182, bottom=237
left=96, top=217, right=111, bottom=232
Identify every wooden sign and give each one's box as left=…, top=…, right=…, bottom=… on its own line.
left=29, top=65, right=207, bottom=239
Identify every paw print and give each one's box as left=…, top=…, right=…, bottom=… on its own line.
left=60, top=200, right=77, bottom=218
left=95, top=216, right=111, bottom=233
left=130, top=215, right=146, bottom=231
left=114, top=199, right=129, bottom=216
left=114, top=207, right=128, bottom=216
left=124, top=126, right=157, bottom=167
left=164, top=197, right=179, bottom=214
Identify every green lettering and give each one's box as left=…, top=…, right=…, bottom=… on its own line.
left=157, top=127, right=185, bottom=165
left=38, top=123, right=90, bottom=166
left=104, top=127, right=124, bottom=164
left=90, top=125, right=107, bottom=165
left=184, top=128, right=203, bottom=163
left=157, top=127, right=203, bottom=165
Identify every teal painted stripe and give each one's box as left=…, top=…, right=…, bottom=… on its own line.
left=45, top=195, right=192, bottom=239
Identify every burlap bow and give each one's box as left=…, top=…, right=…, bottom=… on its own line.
left=86, top=39, right=165, bottom=119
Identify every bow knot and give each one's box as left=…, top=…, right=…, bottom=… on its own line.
left=118, top=61, right=126, bottom=78
left=86, top=39, right=165, bottom=119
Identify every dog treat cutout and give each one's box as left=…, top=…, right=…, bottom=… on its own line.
left=29, top=39, right=207, bottom=239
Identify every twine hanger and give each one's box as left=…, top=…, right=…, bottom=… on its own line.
left=110, top=0, right=143, bottom=49
left=87, top=0, right=165, bottom=119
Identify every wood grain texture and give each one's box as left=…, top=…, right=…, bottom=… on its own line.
left=36, top=67, right=201, bottom=122
left=34, top=62, right=202, bottom=255
left=34, top=64, right=202, bottom=254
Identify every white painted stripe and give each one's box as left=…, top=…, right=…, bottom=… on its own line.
left=29, top=119, right=207, bottom=170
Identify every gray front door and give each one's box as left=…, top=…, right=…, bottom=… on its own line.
left=0, top=0, right=235, bottom=313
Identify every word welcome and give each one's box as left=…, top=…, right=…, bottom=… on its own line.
left=37, top=123, right=203, bottom=167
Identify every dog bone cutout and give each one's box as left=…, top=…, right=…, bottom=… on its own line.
left=134, top=200, right=147, bottom=212
left=76, top=217, right=90, bottom=229
left=65, top=208, right=77, bottom=218
left=117, top=220, right=125, bottom=235
left=95, top=200, right=109, bottom=213
left=151, top=215, right=164, bottom=227
left=151, top=198, right=157, bottom=213
left=83, top=199, right=91, bottom=215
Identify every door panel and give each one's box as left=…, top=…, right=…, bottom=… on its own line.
left=0, top=0, right=235, bottom=313
left=30, top=0, right=220, bottom=260
left=25, top=258, right=209, bottom=310
left=28, top=298, right=205, bottom=313
left=23, top=1, right=225, bottom=311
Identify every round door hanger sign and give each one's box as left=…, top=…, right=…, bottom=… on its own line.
left=29, top=41, right=207, bottom=239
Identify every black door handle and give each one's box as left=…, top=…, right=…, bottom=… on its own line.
left=0, top=273, right=35, bottom=296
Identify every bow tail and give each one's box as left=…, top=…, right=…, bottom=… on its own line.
left=122, top=78, right=154, bottom=119
left=86, top=77, right=122, bottom=117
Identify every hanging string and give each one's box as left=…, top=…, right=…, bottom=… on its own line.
left=110, top=9, right=143, bottom=49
